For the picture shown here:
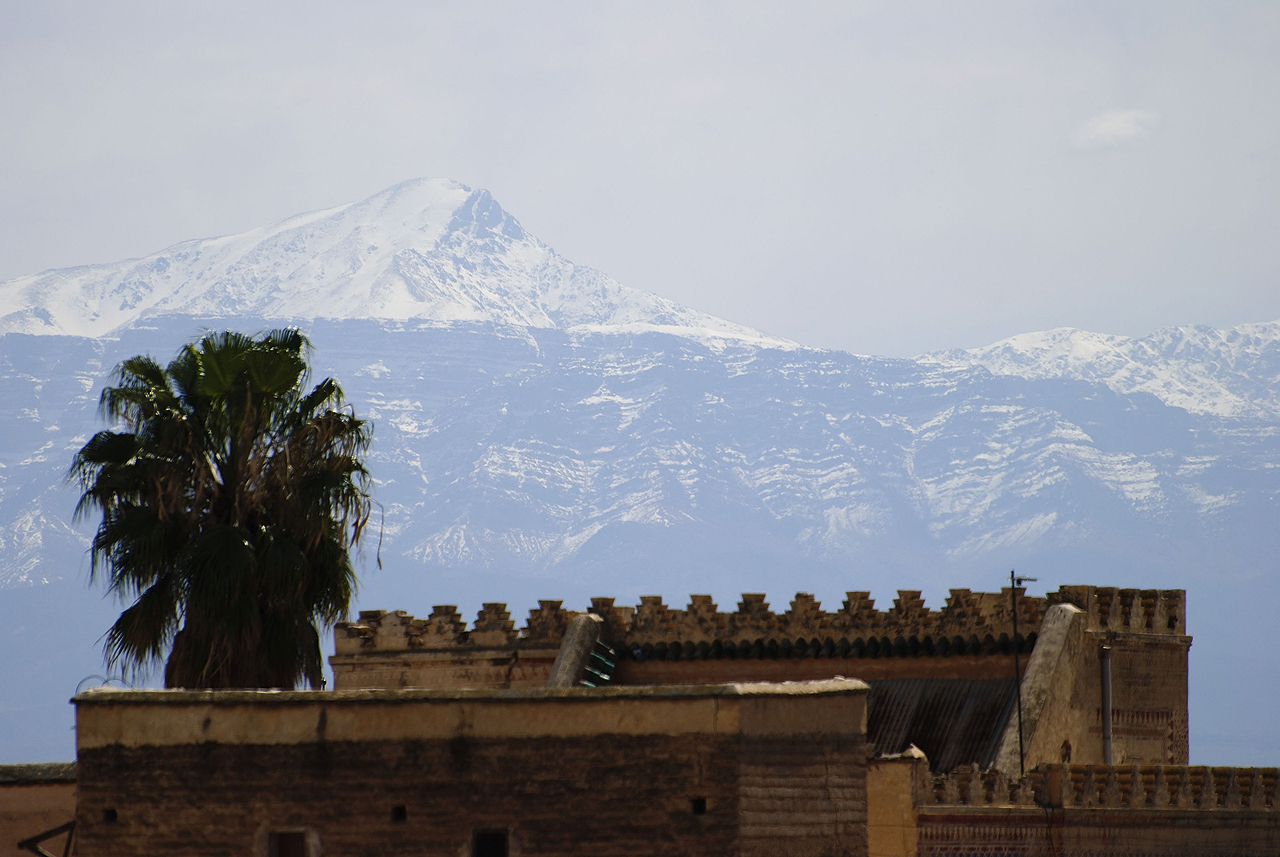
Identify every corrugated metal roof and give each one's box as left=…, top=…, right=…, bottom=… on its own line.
left=867, top=678, right=1017, bottom=772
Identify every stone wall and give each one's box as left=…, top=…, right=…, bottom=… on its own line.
left=72, top=681, right=869, bottom=857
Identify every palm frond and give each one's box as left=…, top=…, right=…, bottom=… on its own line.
left=102, top=574, right=179, bottom=682
left=73, top=328, right=376, bottom=689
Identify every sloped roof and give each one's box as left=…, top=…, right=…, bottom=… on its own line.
left=867, top=678, right=1017, bottom=772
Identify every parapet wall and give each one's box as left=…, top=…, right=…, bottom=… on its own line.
left=72, top=683, right=870, bottom=857
left=920, top=763, right=1279, bottom=811
left=1050, top=586, right=1186, bottom=636
left=331, top=587, right=1188, bottom=697
left=908, top=763, right=1280, bottom=857
left=336, top=587, right=1185, bottom=655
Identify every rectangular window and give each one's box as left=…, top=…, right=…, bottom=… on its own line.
left=472, top=830, right=508, bottom=857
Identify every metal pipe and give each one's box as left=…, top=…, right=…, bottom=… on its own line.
left=1011, top=569, right=1035, bottom=778
left=1101, top=643, right=1113, bottom=765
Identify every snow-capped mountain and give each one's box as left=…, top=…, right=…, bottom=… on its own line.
left=0, top=178, right=783, bottom=346
left=936, top=324, right=1280, bottom=418
left=1, top=179, right=1277, bottom=765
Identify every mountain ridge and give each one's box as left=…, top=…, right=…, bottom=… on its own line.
left=934, top=321, right=1280, bottom=418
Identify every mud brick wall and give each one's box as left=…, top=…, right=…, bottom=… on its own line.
left=75, top=735, right=746, bottom=857
left=617, top=652, right=1025, bottom=685
left=1102, top=636, right=1189, bottom=764
left=330, top=589, right=1052, bottom=691
left=914, top=764, right=1280, bottom=857
left=916, top=805, right=1280, bottom=856
left=73, top=683, right=868, bottom=857
left=332, top=588, right=1189, bottom=711
left=1053, top=587, right=1191, bottom=764
left=76, top=734, right=867, bottom=857
left=737, top=736, right=866, bottom=857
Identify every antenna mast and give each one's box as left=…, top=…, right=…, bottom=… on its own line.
left=1011, top=569, right=1037, bottom=778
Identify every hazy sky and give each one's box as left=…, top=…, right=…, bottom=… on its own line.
left=3, top=2, right=1279, bottom=356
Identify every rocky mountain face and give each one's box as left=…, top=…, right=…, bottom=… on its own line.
left=1, top=179, right=1276, bottom=763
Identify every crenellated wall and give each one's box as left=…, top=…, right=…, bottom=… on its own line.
left=904, top=763, right=1280, bottom=857
left=333, top=600, right=570, bottom=656
left=618, top=589, right=1047, bottom=645
left=1050, top=586, right=1186, bottom=635
left=330, top=587, right=1188, bottom=696
left=330, top=601, right=574, bottom=690
left=987, top=588, right=1191, bottom=774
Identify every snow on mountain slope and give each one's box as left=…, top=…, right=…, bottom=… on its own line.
left=0, top=179, right=786, bottom=347
left=934, top=322, right=1280, bottom=418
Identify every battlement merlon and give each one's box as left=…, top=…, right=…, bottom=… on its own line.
left=332, top=586, right=1188, bottom=655
left=918, top=763, right=1277, bottom=811
left=1049, top=586, right=1187, bottom=636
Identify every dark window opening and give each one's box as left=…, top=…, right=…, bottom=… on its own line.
left=391, top=805, right=407, bottom=822
left=1167, top=614, right=1178, bottom=629
left=690, top=797, right=707, bottom=815
left=473, top=830, right=508, bottom=857
left=269, top=831, right=307, bottom=857
left=101, top=808, right=118, bottom=823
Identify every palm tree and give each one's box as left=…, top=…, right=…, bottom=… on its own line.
left=70, top=329, right=374, bottom=689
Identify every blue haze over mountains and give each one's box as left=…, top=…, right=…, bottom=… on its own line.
left=1, top=179, right=1277, bottom=763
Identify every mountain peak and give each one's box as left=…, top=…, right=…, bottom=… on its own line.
left=0, top=179, right=784, bottom=346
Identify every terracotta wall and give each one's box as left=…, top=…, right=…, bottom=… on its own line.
left=0, top=781, right=75, bottom=857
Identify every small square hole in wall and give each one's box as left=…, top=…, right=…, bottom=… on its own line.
left=391, top=805, right=407, bottom=823
left=472, top=829, right=508, bottom=857
left=102, top=808, right=118, bottom=823
left=269, top=831, right=307, bottom=857
left=690, top=797, right=707, bottom=816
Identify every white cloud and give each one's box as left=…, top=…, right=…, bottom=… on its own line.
left=1071, top=109, right=1162, bottom=151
